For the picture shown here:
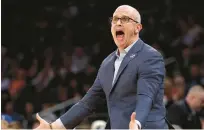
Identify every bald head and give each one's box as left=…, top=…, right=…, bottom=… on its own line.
left=114, top=5, right=141, bottom=23
left=188, top=85, right=204, bottom=96
left=186, top=85, right=204, bottom=111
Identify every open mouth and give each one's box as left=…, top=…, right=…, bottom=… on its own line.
left=116, top=30, right=125, bottom=41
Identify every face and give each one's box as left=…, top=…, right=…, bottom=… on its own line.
left=192, top=93, right=204, bottom=111
left=190, top=64, right=200, bottom=77
left=111, top=7, right=141, bottom=50
left=174, top=75, right=185, bottom=86
left=5, top=102, right=13, bottom=113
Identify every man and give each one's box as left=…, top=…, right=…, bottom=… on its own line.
left=167, top=85, right=204, bottom=129
left=35, top=5, right=168, bottom=129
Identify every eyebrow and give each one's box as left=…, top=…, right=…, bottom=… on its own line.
left=112, top=15, right=139, bottom=23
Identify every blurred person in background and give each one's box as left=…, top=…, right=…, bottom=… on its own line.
left=1, top=114, right=12, bottom=129
left=184, top=64, right=203, bottom=94
left=71, top=47, right=89, bottom=74
left=1, top=120, right=9, bottom=129
left=163, top=77, right=174, bottom=109
left=4, top=101, right=24, bottom=122
left=200, top=62, right=204, bottom=86
left=9, top=68, right=26, bottom=99
left=171, top=75, right=185, bottom=101
left=32, top=57, right=55, bottom=92
left=9, top=121, right=23, bottom=129
left=167, top=85, right=204, bottom=129
left=24, top=102, right=35, bottom=128
left=1, top=73, right=11, bottom=92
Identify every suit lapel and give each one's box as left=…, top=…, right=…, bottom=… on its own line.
left=110, top=39, right=144, bottom=93
left=104, top=52, right=116, bottom=93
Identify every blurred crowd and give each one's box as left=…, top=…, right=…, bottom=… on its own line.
left=1, top=0, right=204, bottom=129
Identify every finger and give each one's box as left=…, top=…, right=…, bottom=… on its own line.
left=36, top=113, right=49, bottom=125
left=131, top=112, right=136, bottom=121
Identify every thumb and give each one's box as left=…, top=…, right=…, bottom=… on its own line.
left=36, top=113, right=45, bottom=123
left=131, top=112, right=136, bottom=121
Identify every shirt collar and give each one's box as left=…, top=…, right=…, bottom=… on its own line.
left=115, top=39, right=138, bottom=58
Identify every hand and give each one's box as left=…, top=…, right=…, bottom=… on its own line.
left=34, top=113, right=51, bottom=129
left=129, top=112, right=138, bottom=130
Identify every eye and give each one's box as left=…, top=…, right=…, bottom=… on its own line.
left=113, top=17, right=119, bottom=22
left=121, top=16, right=129, bottom=22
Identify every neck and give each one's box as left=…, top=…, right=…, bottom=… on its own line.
left=118, top=36, right=139, bottom=53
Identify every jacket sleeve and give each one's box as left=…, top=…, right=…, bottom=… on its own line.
left=135, top=54, right=165, bottom=128
left=59, top=68, right=106, bottom=129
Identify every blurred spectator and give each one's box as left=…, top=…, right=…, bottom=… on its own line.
left=167, top=85, right=204, bottom=129
left=9, top=121, right=23, bottom=129
left=183, top=15, right=203, bottom=47
left=9, top=69, right=26, bottom=98
left=57, top=85, right=69, bottom=102
left=1, top=120, right=9, bottom=129
left=4, top=101, right=24, bottom=122
left=71, top=47, right=89, bottom=74
left=186, top=64, right=202, bottom=92
left=1, top=114, right=13, bottom=124
left=163, top=77, right=174, bottom=108
left=24, top=102, right=35, bottom=128
left=1, top=73, right=11, bottom=91
left=32, top=57, right=55, bottom=92
left=172, top=75, right=185, bottom=100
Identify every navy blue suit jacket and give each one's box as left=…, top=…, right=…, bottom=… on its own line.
left=59, top=39, right=168, bottom=129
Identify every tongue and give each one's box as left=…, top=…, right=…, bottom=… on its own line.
left=117, top=34, right=124, bottom=41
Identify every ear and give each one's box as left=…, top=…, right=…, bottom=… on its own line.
left=134, top=24, right=142, bottom=34
left=137, top=24, right=142, bottom=32
left=135, top=29, right=139, bottom=33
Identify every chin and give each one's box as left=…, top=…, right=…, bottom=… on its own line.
left=116, top=42, right=126, bottom=49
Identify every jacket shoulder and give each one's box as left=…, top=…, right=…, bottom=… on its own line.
left=101, top=51, right=116, bottom=66
left=142, top=43, right=164, bottom=59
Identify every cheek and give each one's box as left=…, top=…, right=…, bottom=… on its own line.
left=111, top=26, right=115, bottom=36
left=125, top=27, right=135, bottom=36
left=195, top=100, right=200, bottom=105
left=111, top=30, right=114, bottom=37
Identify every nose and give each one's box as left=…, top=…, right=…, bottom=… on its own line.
left=116, top=19, right=122, bottom=25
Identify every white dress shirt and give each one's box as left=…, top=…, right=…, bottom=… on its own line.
left=113, top=40, right=141, bottom=129
left=52, top=40, right=141, bottom=129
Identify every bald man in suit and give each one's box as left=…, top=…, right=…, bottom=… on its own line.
left=35, top=5, right=168, bottom=129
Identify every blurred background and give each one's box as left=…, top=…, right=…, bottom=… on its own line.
left=1, top=0, right=204, bottom=129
